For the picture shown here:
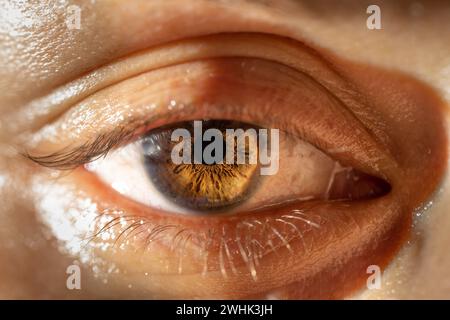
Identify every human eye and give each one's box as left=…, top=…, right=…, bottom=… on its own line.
left=82, top=113, right=389, bottom=215
left=23, top=33, right=446, bottom=299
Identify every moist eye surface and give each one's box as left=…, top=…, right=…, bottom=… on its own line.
left=141, top=120, right=262, bottom=212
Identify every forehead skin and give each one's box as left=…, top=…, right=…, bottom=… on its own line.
left=0, top=0, right=449, bottom=298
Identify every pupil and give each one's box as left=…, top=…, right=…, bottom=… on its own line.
left=193, top=135, right=227, bottom=165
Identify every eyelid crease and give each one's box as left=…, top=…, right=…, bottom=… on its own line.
left=10, top=33, right=350, bottom=134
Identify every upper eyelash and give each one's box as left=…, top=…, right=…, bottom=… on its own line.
left=23, top=101, right=295, bottom=171
left=24, top=126, right=135, bottom=170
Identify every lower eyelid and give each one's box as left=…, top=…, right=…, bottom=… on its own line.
left=29, top=164, right=405, bottom=299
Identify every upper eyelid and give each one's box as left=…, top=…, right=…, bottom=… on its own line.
left=21, top=73, right=394, bottom=184
left=19, top=34, right=395, bottom=180
left=22, top=103, right=293, bottom=170
left=9, top=33, right=349, bottom=135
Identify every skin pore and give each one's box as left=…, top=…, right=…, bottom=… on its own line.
left=0, top=0, right=449, bottom=299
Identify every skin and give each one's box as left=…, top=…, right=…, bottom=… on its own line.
left=0, top=0, right=449, bottom=299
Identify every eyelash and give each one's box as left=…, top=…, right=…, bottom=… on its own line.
left=24, top=102, right=296, bottom=171
left=85, top=204, right=324, bottom=280
left=25, top=127, right=135, bottom=170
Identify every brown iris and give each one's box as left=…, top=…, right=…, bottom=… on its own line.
left=142, top=120, right=261, bottom=212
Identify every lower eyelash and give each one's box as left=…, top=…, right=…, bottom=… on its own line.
left=86, top=207, right=323, bottom=281
left=33, top=167, right=325, bottom=283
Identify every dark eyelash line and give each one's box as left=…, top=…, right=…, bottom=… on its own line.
left=23, top=99, right=296, bottom=171
left=24, top=126, right=136, bottom=170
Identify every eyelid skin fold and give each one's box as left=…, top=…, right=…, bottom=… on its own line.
left=25, top=56, right=394, bottom=182
left=9, top=33, right=381, bottom=135
left=24, top=33, right=448, bottom=299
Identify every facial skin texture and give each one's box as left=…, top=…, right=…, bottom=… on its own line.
left=0, top=0, right=449, bottom=299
